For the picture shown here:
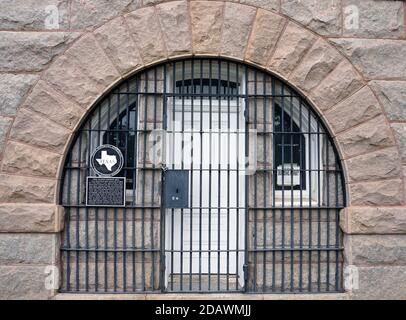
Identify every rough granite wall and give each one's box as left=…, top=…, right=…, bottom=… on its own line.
left=0, top=0, right=405, bottom=299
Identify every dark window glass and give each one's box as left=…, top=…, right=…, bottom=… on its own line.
left=274, top=104, right=306, bottom=191
left=103, top=104, right=137, bottom=189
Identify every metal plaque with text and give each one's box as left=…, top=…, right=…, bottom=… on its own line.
left=86, top=177, right=126, bottom=207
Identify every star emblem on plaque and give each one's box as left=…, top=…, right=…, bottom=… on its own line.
left=90, top=144, right=124, bottom=177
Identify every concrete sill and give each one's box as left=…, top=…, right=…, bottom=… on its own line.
left=55, top=292, right=351, bottom=300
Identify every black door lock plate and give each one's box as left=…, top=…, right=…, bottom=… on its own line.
left=164, top=170, right=189, bottom=209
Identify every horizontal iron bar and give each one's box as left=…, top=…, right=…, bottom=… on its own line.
left=62, top=205, right=344, bottom=210
left=64, top=166, right=342, bottom=173
left=164, top=290, right=345, bottom=294
left=164, top=249, right=246, bottom=253
left=59, top=289, right=345, bottom=294
left=248, top=206, right=344, bottom=210
left=61, top=247, right=160, bottom=253
left=78, top=129, right=332, bottom=135
left=63, top=205, right=161, bottom=209
left=59, top=290, right=159, bottom=294
left=109, top=92, right=301, bottom=98
left=248, top=247, right=344, bottom=252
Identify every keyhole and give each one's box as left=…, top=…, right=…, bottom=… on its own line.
left=176, top=188, right=179, bottom=194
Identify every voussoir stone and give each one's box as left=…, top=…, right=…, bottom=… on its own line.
left=337, top=116, right=395, bottom=158
left=125, top=7, right=167, bottom=64
left=370, top=81, right=406, bottom=121
left=2, top=141, right=60, bottom=177
left=342, top=0, right=404, bottom=39
left=268, top=22, right=317, bottom=78
left=391, top=123, right=406, bottom=163
left=245, top=9, right=285, bottom=65
left=9, top=109, right=71, bottom=153
left=329, top=38, right=406, bottom=79
left=21, top=80, right=83, bottom=130
left=341, top=207, right=406, bottom=234
left=0, top=0, right=69, bottom=31
left=281, top=0, right=342, bottom=36
left=349, top=179, right=403, bottom=206
left=221, top=3, right=256, bottom=60
left=94, top=17, right=143, bottom=75
left=325, top=86, right=382, bottom=134
left=346, top=147, right=401, bottom=183
left=0, top=32, right=80, bottom=72
left=65, top=34, right=120, bottom=89
left=0, top=204, right=63, bottom=233
left=190, top=1, right=224, bottom=54
left=157, top=1, right=192, bottom=57
left=310, top=61, right=364, bottom=111
left=0, top=74, right=39, bottom=117
left=70, top=0, right=142, bottom=30
left=289, top=39, right=343, bottom=92
left=0, top=174, right=56, bottom=204
left=44, top=55, right=105, bottom=109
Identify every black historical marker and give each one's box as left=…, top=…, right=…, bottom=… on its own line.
left=86, top=177, right=126, bottom=207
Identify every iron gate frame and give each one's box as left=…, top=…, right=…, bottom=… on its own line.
left=59, top=57, right=347, bottom=295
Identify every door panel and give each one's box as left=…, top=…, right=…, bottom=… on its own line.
left=164, top=100, right=246, bottom=290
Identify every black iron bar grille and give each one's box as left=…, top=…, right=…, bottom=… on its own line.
left=60, top=58, right=346, bottom=294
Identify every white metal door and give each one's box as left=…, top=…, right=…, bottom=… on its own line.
left=165, top=100, right=246, bottom=288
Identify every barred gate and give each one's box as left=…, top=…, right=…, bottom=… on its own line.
left=60, top=58, right=346, bottom=294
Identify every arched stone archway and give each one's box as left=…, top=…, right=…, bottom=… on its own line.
left=0, top=0, right=404, bottom=299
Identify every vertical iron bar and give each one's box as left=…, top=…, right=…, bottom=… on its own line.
left=133, top=76, right=140, bottom=291
left=217, top=60, right=221, bottom=291
left=180, top=60, right=185, bottom=291
left=308, top=105, right=312, bottom=292
left=104, top=93, right=111, bottom=292
left=289, top=92, right=294, bottom=292
left=75, top=129, right=82, bottom=291
left=271, top=77, right=276, bottom=292
left=160, top=63, right=168, bottom=292
left=235, top=63, right=240, bottom=292
left=208, top=59, right=213, bottom=291
left=113, top=88, right=120, bottom=292
left=317, top=119, right=321, bottom=292
left=122, top=80, right=129, bottom=292
left=281, top=82, right=285, bottom=293
left=263, top=72, right=268, bottom=293
left=141, top=70, right=149, bottom=291
left=95, top=106, right=101, bottom=292
left=199, top=59, right=203, bottom=291
left=244, top=64, right=249, bottom=292
left=85, top=113, right=91, bottom=292
left=226, top=61, right=231, bottom=291
left=189, top=59, right=195, bottom=291
left=170, top=63, right=176, bottom=291
left=151, top=69, right=158, bottom=291
left=65, top=140, right=73, bottom=291
left=253, top=69, right=258, bottom=292
left=299, top=97, right=303, bottom=292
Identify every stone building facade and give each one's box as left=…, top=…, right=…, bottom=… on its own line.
left=0, top=0, right=405, bottom=300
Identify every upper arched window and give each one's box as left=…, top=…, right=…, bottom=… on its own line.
left=60, top=58, right=345, bottom=294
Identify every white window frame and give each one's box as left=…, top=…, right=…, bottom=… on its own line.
left=273, top=97, right=324, bottom=207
